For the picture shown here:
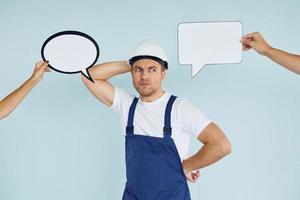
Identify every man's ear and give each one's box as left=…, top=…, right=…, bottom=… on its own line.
left=161, top=70, right=166, bottom=80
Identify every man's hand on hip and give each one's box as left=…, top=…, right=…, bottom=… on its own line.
left=182, top=160, right=200, bottom=183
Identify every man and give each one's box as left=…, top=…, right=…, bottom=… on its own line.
left=82, top=41, right=231, bottom=199
left=241, top=32, right=300, bottom=75
left=0, top=61, right=49, bottom=119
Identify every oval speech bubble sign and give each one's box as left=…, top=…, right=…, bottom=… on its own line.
left=41, top=30, right=99, bottom=82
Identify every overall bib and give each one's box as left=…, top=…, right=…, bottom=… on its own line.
left=122, top=95, right=191, bottom=200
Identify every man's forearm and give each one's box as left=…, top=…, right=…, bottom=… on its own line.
left=264, top=47, right=300, bottom=75
left=183, top=142, right=231, bottom=173
left=89, top=61, right=131, bottom=80
left=0, top=77, right=38, bottom=119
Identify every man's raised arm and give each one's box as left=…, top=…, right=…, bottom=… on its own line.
left=81, top=61, right=131, bottom=107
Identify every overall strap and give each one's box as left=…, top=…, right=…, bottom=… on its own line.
left=163, top=95, right=177, bottom=138
left=126, top=97, right=139, bottom=136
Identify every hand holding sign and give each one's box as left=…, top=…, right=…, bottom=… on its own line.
left=178, top=21, right=243, bottom=77
left=41, top=31, right=99, bottom=82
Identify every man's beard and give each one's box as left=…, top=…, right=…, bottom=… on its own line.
left=135, top=85, right=156, bottom=97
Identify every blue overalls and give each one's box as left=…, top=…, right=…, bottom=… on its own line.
left=122, top=95, right=191, bottom=200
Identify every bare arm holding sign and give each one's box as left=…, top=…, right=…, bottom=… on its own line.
left=241, top=32, right=300, bottom=75
left=0, top=61, right=50, bottom=119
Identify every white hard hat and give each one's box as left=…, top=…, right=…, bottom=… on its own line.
left=129, top=40, right=168, bottom=69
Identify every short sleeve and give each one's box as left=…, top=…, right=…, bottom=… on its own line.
left=177, top=99, right=212, bottom=137
left=110, top=87, right=135, bottom=113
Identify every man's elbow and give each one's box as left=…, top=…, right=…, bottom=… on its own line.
left=219, top=139, right=232, bottom=156
left=0, top=109, right=9, bottom=120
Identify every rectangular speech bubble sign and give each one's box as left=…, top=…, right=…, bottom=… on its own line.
left=178, top=21, right=243, bottom=77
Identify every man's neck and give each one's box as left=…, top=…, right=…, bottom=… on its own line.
left=140, top=89, right=165, bottom=102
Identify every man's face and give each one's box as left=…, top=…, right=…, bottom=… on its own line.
left=131, top=59, right=166, bottom=97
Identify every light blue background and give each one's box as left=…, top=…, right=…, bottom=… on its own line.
left=0, top=0, right=299, bottom=199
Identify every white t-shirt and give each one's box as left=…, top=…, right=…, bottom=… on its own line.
left=111, top=87, right=212, bottom=160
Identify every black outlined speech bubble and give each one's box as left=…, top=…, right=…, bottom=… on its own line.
left=41, top=30, right=99, bottom=83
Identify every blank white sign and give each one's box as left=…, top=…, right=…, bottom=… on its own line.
left=178, top=21, right=243, bottom=77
